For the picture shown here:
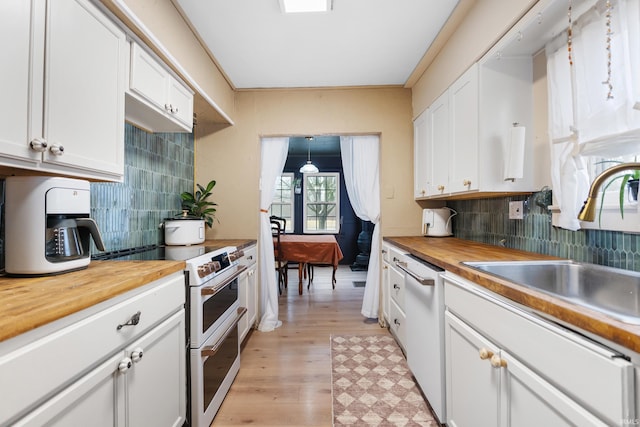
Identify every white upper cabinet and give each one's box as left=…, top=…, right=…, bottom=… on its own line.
left=413, top=109, right=429, bottom=198
left=127, top=42, right=194, bottom=133
left=0, top=1, right=40, bottom=164
left=429, top=90, right=450, bottom=197
left=0, top=0, right=127, bottom=182
left=449, top=64, right=479, bottom=194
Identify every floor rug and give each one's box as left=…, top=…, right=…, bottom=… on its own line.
left=331, top=335, right=438, bottom=426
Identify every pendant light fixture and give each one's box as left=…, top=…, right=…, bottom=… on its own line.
left=299, top=136, right=319, bottom=174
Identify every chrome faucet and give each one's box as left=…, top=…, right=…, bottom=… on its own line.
left=578, top=162, right=640, bottom=221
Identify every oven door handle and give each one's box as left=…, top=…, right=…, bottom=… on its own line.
left=201, top=265, right=248, bottom=296
left=201, top=307, right=247, bottom=358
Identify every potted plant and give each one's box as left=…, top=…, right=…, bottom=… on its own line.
left=597, top=162, right=640, bottom=225
left=180, top=179, right=218, bottom=228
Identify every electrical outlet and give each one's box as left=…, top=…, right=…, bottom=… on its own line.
left=509, top=201, right=524, bottom=220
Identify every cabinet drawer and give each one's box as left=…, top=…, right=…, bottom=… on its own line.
left=389, top=298, right=406, bottom=350
left=444, top=274, right=634, bottom=425
left=0, top=272, right=185, bottom=424
left=242, top=245, right=257, bottom=267
left=389, top=264, right=405, bottom=308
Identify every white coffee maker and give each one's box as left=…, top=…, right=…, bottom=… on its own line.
left=5, top=176, right=106, bottom=276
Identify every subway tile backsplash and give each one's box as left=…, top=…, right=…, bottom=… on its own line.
left=449, top=188, right=640, bottom=272
left=90, top=123, right=194, bottom=251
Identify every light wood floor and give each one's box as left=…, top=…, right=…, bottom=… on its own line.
left=211, top=265, right=391, bottom=426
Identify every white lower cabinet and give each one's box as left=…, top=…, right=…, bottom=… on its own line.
left=0, top=272, right=186, bottom=426
left=384, top=244, right=408, bottom=350
left=444, top=273, right=634, bottom=427
left=238, top=244, right=257, bottom=343
left=15, top=311, right=185, bottom=427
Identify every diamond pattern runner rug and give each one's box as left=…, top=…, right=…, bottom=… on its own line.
left=331, top=335, right=438, bottom=426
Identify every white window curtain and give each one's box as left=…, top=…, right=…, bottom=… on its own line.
left=546, top=0, right=640, bottom=230
left=340, top=135, right=380, bottom=319
left=257, top=137, right=289, bottom=332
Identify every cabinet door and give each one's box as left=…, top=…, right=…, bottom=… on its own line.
left=381, top=260, right=390, bottom=326
left=500, top=349, right=608, bottom=427
left=428, top=91, right=450, bottom=196
left=247, top=265, right=258, bottom=329
left=449, top=64, right=479, bottom=193
left=168, top=76, right=194, bottom=129
left=445, top=311, right=500, bottom=427
left=0, top=0, right=43, bottom=163
left=414, top=109, right=430, bottom=198
left=130, top=43, right=170, bottom=112
left=13, top=352, right=124, bottom=427
left=238, top=269, right=250, bottom=342
left=44, top=0, right=126, bottom=177
left=126, top=310, right=186, bottom=427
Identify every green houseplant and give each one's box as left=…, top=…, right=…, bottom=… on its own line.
left=180, top=180, right=218, bottom=228
left=597, top=162, right=640, bottom=225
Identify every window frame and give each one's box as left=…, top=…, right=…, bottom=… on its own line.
left=302, top=172, right=340, bottom=234
left=269, top=172, right=295, bottom=233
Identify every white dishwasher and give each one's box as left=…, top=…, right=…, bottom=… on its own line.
left=400, top=254, right=446, bottom=423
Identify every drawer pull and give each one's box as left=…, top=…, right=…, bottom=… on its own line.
left=117, top=311, right=141, bottom=330
left=490, top=354, right=508, bottom=368
left=395, top=261, right=435, bottom=286
left=394, top=318, right=401, bottom=326
left=479, top=348, right=494, bottom=360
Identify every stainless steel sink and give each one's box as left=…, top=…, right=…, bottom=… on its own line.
left=463, top=260, right=640, bottom=324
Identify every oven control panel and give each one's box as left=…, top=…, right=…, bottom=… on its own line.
left=187, top=246, right=237, bottom=285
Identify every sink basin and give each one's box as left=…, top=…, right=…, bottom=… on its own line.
left=463, top=260, right=640, bottom=324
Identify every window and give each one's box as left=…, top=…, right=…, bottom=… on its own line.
left=303, top=173, right=340, bottom=234
left=269, top=173, right=294, bottom=233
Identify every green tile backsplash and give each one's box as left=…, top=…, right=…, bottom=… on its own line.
left=90, top=123, right=194, bottom=251
left=448, top=188, right=640, bottom=272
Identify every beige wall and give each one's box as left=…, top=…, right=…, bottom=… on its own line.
left=411, top=0, right=537, bottom=117
left=196, top=88, right=421, bottom=239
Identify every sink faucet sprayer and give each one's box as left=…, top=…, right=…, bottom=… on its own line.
left=577, top=162, right=640, bottom=221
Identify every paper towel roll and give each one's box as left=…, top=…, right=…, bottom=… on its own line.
left=504, top=124, right=526, bottom=181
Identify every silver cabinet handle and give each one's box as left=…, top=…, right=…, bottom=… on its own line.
left=395, top=261, right=435, bottom=286
left=117, top=311, right=141, bottom=330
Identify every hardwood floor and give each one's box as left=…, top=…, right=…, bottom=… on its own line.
left=211, top=265, right=390, bottom=426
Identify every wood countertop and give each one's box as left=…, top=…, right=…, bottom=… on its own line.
left=203, top=239, right=256, bottom=251
left=385, top=236, right=640, bottom=355
left=0, top=239, right=257, bottom=345
left=0, top=260, right=185, bottom=344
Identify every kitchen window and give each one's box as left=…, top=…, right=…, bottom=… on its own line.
left=303, top=173, right=340, bottom=234
left=270, top=173, right=294, bottom=233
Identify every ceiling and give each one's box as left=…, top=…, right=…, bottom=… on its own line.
left=288, top=136, right=340, bottom=156
left=173, top=0, right=460, bottom=90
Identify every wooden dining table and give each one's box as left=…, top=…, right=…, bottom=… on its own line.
left=277, top=234, right=344, bottom=294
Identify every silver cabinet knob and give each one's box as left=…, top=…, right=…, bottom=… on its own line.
left=131, top=348, right=144, bottom=363
left=49, top=144, right=64, bottom=156
left=118, top=357, right=133, bottom=373
left=29, top=138, right=48, bottom=152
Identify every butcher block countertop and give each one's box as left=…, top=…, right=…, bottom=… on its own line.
left=385, top=236, right=640, bottom=355
left=0, top=261, right=185, bottom=344
left=0, top=239, right=257, bottom=344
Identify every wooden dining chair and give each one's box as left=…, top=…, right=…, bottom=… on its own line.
left=270, top=216, right=287, bottom=293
